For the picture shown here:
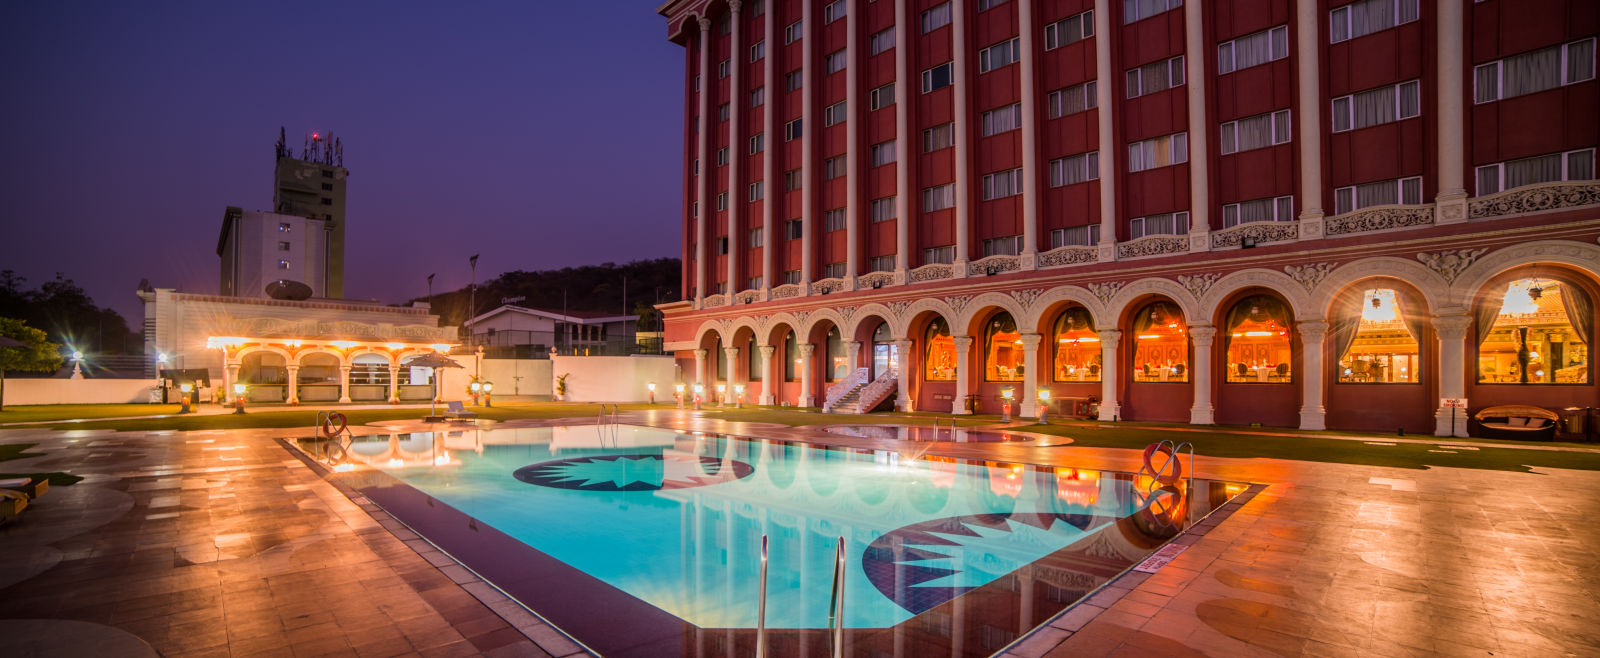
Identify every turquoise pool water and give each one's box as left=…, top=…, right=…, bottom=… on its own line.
left=320, top=425, right=1217, bottom=632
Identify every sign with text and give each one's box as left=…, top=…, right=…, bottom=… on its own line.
left=1133, top=543, right=1188, bottom=573
left=1440, top=398, right=1469, bottom=409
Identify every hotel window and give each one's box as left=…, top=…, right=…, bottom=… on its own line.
left=1053, top=307, right=1100, bottom=382
left=694, top=75, right=700, bottom=92
left=870, top=140, right=896, bottom=166
left=1050, top=224, right=1100, bottom=248
left=748, top=276, right=763, bottom=292
left=785, top=219, right=803, bottom=239
left=923, top=245, right=956, bottom=264
left=782, top=329, right=797, bottom=379
left=921, top=3, right=952, bottom=33
left=749, top=133, right=764, bottom=154
left=826, top=49, right=847, bottom=74
left=868, top=255, right=896, bottom=272
left=870, top=27, right=896, bottom=56
left=922, top=63, right=953, bottom=93
left=783, top=269, right=801, bottom=284
left=824, top=209, right=846, bottom=232
left=824, top=100, right=848, bottom=126
left=1222, top=196, right=1294, bottom=227
left=785, top=118, right=803, bottom=141
left=717, top=192, right=728, bottom=210
left=1045, top=10, right=1093, bottom=50
left=982, top=235, right=1023, bottom=256
left=750, top=40, right=765, bottom=62
left=693, top=158, right=699, bottom=175
left=1475, top=38, right=1596, bottom=104
left=1124, top=0, right=1182, bottom=24
left=1331, top=80, right=1420, bottom=132
left=1330, top=0, right=1419, bottom=44
left=980, top=103, right=1022, bottom=136
left=1218, top=25, right=1289, bottom=75
left=749, top=181, right=764, bottom=201
left=982, top=168, right=1023, bottom=200
left=1131, top=301, right=1188, bottom=382
left=277, top=241, right=291, bottom=251
left=824, top=0, right=846, bottom=23
left=321, top=182, right=333, bottom=191
left=823, top=262, right=847, bottom=279
left=716, top=237, right=729, bottom=255
left=784, top=168, right=802, bottom=191
left=923, top=123, right=955, bottom=152
left=1476, top=148, right=1595, bottom=195
left=1336, top=288, right=1423, bottom=383
left=718, top=103, right=730, bottom=122
left=923, top=183, right=956, bottom=211
left=1128, top=211, right=1190, bottom=238
left=785, top=20, right=803, bottom=44
left=278, top=259, right=291, bottom=270
left=750, top=87, right=764, bottom=107
left=925, top=318, right=956, bottom=381
left=750, top=0, right=764, bottom=16
left=1127, top=132, right=1188, bottom=172
left=1334, top=177, right=1423, bottom=214
left=719, top=15, right=730, bottom=35
left=871, top=196, right=897, bottom=222
left=869, top=82, right=895, bottom=110
left=978, top=0, right=1011, bottom=10
left=1126, top=56, right=1184, bottom=98
left=1477, top=277, right=1590, bottom=384
left=713, top=281, right=727, bottom=293
left=320, top=197, right=332, bottom=205
left=785, top=69, right=804, bottom=91
left=1049, top=151, right=1099, bottom=187
left=978, top=38, right=1021, bottom=74
left=1219, top=110, right=1291, bottom=155
left=717, top=147, right=728, bottom=165
left=984, top=312, right=1024, bottom=381
left=1047, top=81, right=1096, bottom=118
left=825, top=155, right=847, bottom=179
left=749, top=227, right=764, bottom=248
left=321, top=169, right=332, bottom=178
left=719, top=59, right=730, bottom=79
left=1224, top=295, right=1294, bottom=383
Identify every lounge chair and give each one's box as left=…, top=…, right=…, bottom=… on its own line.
left=0, top=477, right=48, bottom=500
left=1474, top=405, right=1559, bottom=441
left=0, top=489, right=27, bottom=526
left=445, top=401, right=478, bottom=421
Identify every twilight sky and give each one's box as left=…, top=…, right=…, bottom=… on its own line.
left=0, top=1, right=685, bottom=322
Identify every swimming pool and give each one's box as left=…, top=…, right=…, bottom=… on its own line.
left=300, top=424, right=1245, bottom=656
left=817, top=424, right=1043, bottom=443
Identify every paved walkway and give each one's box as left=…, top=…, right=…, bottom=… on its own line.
left=2, top=410, right=1598, bottom=657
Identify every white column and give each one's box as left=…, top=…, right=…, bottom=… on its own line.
left=843, top=340, right=862, bottom=374
left=1093, top=0, right=1118, bottom=263
left=798, top=343, right=817, bottom=406
left=388, top=365, right=399, bottom=403
left=1184, top=0, right=1211, bottom=251
left=762, top=0, right=777, bottom=298
left=951, top=0, right=972, bottom=275
left=759, top=345, right=777, bottom=405
left=1097, top=330, right=1121, bottom=420
left=801, top=0, right=817, bottom=289
left=1297, top=321, right=1328, bottom=430
left=1434, top=0, right=1469, bottom=224
left=1295, top=0, right=1326, bottom=238
left=894, top=0, right=912, bottom=281
left=1189, top=326, right=1216, bottom=424
left=894, top=339, right=914, bottom=411
left=696, top=19, right=713, bottom=304
left=844, top=0, right=862, bottom=289
left=338, top=364, right=352, bottom=404
left=694, top=348, right=709, bottom=388
left=1020, top=333, right=1042, bottom=417
left=286, top=364, right=300, bottom=405
left=952, top=335, right=974, bottom=414
left=224, top=364, right=239, bottom=406
left=723, top=346, right=740, bottom=403
left=1433, top=314, right=1471, bottom=437
left=1018, top=0, right=1041, bottom=269
left=728, top=2, right=745, bottom=296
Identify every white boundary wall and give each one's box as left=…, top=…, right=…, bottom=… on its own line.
left=550, top=355, right=677, bottom=402
left=479, top=359, right=554, bottom=397
left=3, top=379, right=162, bottom=406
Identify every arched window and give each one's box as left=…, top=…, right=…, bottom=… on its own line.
left=1224, top=295, right=1293, bottom=383
left=711, top=337, right=724, bottom=382
left=1131, top=302, right=1189, bottom=382
left=241, top=352, right=287, bottom=385
left=985, top=312, right=1023, bottom=381
left=351, top=353, right=391, bottom=386
left=746, top=336, right=761, bottom=380
left=925, top=318, right=955, bottom=381
left=299, top=352, right=340, bottom=385
left=1477, top=277, right=1591, bottom=384
left=870, top=322, right=897, bottom=380
left=783, top=329, right=798, bottom=381
left=825, top=327, right=846, bottom=380
left=1052, top=307, right=1101, bottom=382
left=1335, top=288, right=1423, bottom=383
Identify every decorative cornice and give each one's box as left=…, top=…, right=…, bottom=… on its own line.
left=1210, top=221, right=1298, bottom=249
left=702, top=294, right=728, bottom=308
left=1283, top=262, right=1336, bottom=292
left=967, top=255, right=1021, bottom=276
left=909, top=264, right=954, bottom=282
left=1176, top=273, right=1220, bottom=299
left=770, top=284, right=801, bottom=299
left=1416, top=248, right=1487, bottom=283
left=1086, top=281, right=1123, bottom=305
left=1116, top=235, right=1189, bottom=259
left=856, top=271, right=894, bottom=289
left=1467, top=181, right=1600, bottom=219
left=734, top=290, right=761, bottom=305
left=811, top=278, right=846, bottom=295
left=1038, top=246, right=1098, bottom=268
left=1325, top=205, right=1434, bottom=236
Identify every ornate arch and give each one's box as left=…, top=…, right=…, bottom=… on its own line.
left=231, top=344, right=293, bottom=366
left=1197, top=269, right=1314, bottom=322
left=799, top=307, right=847, bottom=341
left=1447, top=240, right=1600, bottom=310
left=761, top=311, right=803, bottom=346
left=1026, top=285, right=1111, bottom=335
left=844, top=302, right=897, bottom=341
left=1312, top=257, right=1449, bottom=319
left=293, top=346, right=345, bottom=367
left=957, top=292, right=1030, bottom=335
left=894, top=298, right=957, bottom=339
left=694, top=320, right=734, bottom=347
left=347, top=348, right=396, bottom=366
left=1107, top=277, right=1204, bottom=327
left=727, top=316, right=762, bottom=342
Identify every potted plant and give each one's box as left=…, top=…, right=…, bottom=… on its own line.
left=554, top=373, right=569, bottom=401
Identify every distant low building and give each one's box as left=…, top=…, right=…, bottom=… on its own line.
left=464, top=305, right=641, bottom=357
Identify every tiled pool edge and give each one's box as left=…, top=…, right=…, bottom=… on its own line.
left=276, top=436, right=593, bottom=658
left=996, top=483, right=1268, bottom=658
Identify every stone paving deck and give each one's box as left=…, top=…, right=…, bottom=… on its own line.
left=3, top=410, right=1599, bottom=657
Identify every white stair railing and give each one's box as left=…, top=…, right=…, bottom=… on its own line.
left=821, top=368, right=869, bottom=413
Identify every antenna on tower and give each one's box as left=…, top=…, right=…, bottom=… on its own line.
left=275, top=126, right=286, bottom=159
left=334, top=137, right=343, bottom=167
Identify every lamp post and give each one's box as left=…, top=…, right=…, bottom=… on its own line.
left=735, top=384, right=745, bottom=409
left=483, top=381, right=493, bottom=407
left=469, top=380, right=482, bottom=406
left=693, top=384, right=704, bottom=410
left=1037, top=387, right=1052, bottom=424
left=70, top=350, right=84, bottom=379
left=232, top=383, right=247, bottom=414
left=716, top=384, right=726, bottom=408
left=1001, top=387, right=1015, bottom=423
left=156, top=353, right=168, bottom=402
left=675, top=383, right=685, bottom=409
left=648, top=381, right=657, bottom=405
left=179, top=382, right=193, bottom=414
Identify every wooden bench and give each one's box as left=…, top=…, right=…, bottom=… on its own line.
left=1474, top=405, right=1559, bottom=441
left=445, top=400, right=478, bottom=421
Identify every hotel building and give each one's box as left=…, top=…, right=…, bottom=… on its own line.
left=655, top=0, right=1599, bottom=437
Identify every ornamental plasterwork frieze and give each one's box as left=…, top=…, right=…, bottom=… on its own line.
left=735, top=290, right=761, bottom=304
left=770, top=284, right=801, bottom=299
left=1416, top=248, right=1487, bottom=283
left=1176, top=273, right=1220, bottom=299
left=1086, top=281, right=1124, bottom=305
left=1324, top=205, right=1434, bottom=236
left=856, top=272, right=894, bottom=289
left=701, top=294, right=728, bottom=308
left=966, top=255, right=1021, bottom=276
left=909, top=264, right=954, bottom=282
left=1116, top=235, right=1190, bottom=260
left=886, top=300, right=910, bottom=318
left=1210, top=221, right=1298, bottom=249
left=1467, top=180, right=1600, bottom=219
left=792, top=310, right=810, bottom=327
left=944, top=295, right=972, bottom=316
left=1037, top=246, right=1098, bottom=268
left=837, top=306, right=858, bottom=327
left=225, top=318, right=453, bottom=342
left=811, top=278, right=846, bottom=295
left=1011, top=288, right=1045, bottom=310
left=1283, top=262, right=1337, bottom=292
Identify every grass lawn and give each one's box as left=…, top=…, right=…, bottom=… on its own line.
left=0, top=403, right=184, bottom=424
left=0, top=443, right=85, bottom=486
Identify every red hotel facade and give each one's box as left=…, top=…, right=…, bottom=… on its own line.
left=656, top=0, right=1600, bottom=437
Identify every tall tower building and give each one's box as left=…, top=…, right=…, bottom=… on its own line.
left=272, top=128, right=349, bottom=298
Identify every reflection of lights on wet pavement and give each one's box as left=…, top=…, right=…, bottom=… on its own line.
left=333, top=463, right=356, bottom=472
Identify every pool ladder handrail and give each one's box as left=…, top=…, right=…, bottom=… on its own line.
left=596, top=404, right=621, bottom=445
left=755, top=534, right=769, bottom=658
left=1137, top=439, right=1195, bottom=525
left=933, top=417, right=957, bottom=439
left=827, top=536, right=846, bottom=658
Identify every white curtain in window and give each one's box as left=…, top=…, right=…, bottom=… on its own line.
left=1353, top=85, right=1396, bottom=129
left=1570, top=150, right=1595, bottom=180
left=1504, top=153, right=1562, bottom=189
left=1272, top=110, right=1291, bottom=142
left=1220, top=122, right=1237, bottom=154
left=1475, top=63, right=1500, bottom=103
left=1275, top=196, right=1293, bottom=221
left=1350, top=0, right=1396, bottom=38
left=1335, top=188, right=1354, bottom=214
left=1569, top=39, right=1596, bottom=83
left=1355, top=179, right=1399, bottom=208
left=1476, top=166, right=1501, bottom=195
left=1235, top=114, right=1274, bottom=151
left=1234, top=31, right=1271, bottom=71
left=1239, top=199, right=1273, bottom=224
left=1401, top=177, right=1422, bottom=204
left=1332, top=97, right=1352, bottom=131
left=1503, top=46, right=1561, bottom=99
left=1170, top=133, right=1188, bottom=164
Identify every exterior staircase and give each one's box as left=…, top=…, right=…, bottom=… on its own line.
left=822, top=367, right=899, bottom=414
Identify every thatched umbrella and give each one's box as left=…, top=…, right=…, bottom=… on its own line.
left=403, top=351, right=464, bottom=417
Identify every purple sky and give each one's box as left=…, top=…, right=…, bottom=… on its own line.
left=0, top=1, right=685, bottom=322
